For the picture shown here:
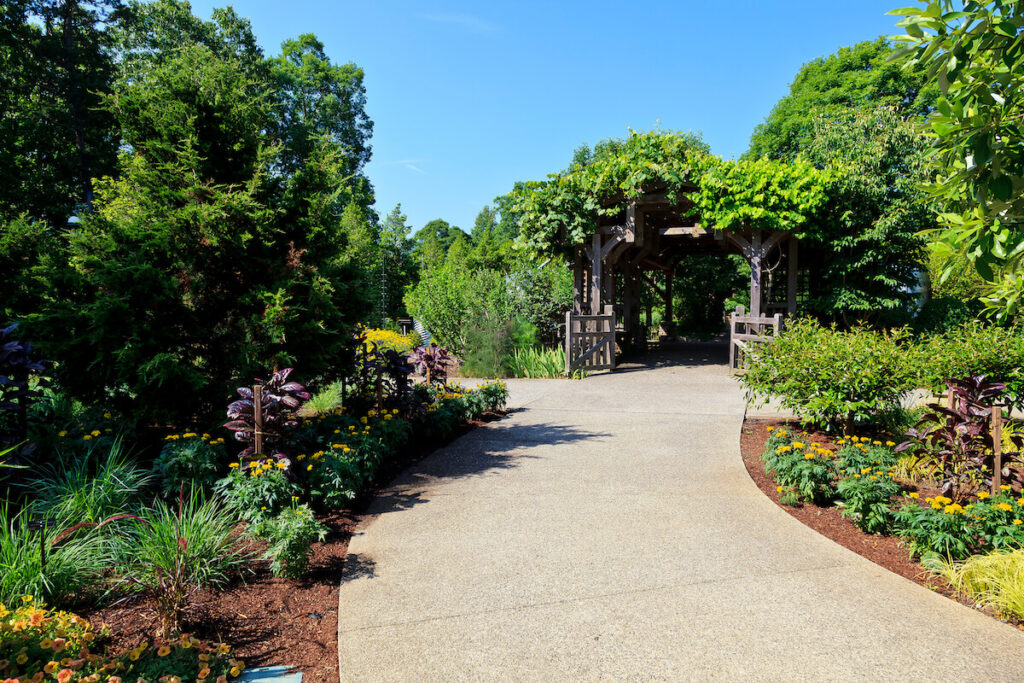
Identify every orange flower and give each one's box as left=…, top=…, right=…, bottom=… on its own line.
left=198, top=668, right=211, bottom=680
left=57, top=669, right=73, bottom=683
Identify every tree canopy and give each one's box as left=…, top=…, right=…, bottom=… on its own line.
left=746, top=37, right=937, bottom=161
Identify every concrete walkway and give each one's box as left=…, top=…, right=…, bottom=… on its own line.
left=337, top=343, right=1024, bottom=681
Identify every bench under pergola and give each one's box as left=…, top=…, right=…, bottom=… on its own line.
left=566, top=185, right=801, bottom=372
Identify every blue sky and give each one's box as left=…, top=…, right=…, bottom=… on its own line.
left=188, top=1, right=905, bottom=234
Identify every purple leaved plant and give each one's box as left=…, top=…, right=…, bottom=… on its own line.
left=224, top=368, right=310, bottom=466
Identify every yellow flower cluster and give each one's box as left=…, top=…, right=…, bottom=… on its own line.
left=164, top=433, right=226, bottom=445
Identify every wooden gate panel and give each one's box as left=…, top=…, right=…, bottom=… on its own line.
left=566, top=305, right=616, bottom=372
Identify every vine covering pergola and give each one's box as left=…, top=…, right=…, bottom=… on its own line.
left=510, top=130, right=837, bottom=371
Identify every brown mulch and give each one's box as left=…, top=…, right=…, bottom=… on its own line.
left=741, top=416, right=1024, bottom=627
left=80, top=412, right=506, bottom=683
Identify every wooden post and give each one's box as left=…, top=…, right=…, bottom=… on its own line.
left=787, top=237, right=798, bottom=315
left=749, top=229, right=763, bottom=317
left=252, top=384, right=263, bottom=457
left=590, top=234, right=602, bottom=315
left=565, top=310, right=572, bottom=373
left=993, top=406, right=1003, bottom=494
left=663, top=270, right=674, bottom=334
left=573, top=249, right=583, bottom=314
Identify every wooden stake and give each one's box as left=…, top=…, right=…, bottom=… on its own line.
left=993, top=405, right=1003, bottom=494
left=253, top=383, right=263, bottom=457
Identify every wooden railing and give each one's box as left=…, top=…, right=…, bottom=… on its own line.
left=566, top=305, right=616, bottom=372
left=729, top=305, right=782, bottom=373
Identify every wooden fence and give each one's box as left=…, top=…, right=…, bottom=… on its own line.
left=729, top=305, right=783, bottom=373
left=566, top=305, right=616, bottom=372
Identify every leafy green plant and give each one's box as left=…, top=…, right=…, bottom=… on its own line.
left=215, top=460, right=297, bottom=522
left=741, top=319, right=916, bottom=431
left=153, top=434, right=226, bottom=498
left=116, top=490, right=251, bottom=637
left=837, top=470, right=901, bottom=534
left=916, top=323, right=1024, bottom=409
left=762, top=438, right=837, bottom=505
left=460, top=313, right=512, bottom=379
left=928, top=548, right=1024, bottom=621
left=31, top=440, right=153, bottom=525
left=0, top=505, right=109, bottom=607
left=115, top=635, right=244, bottom=681
left=252, top=503, right=327, bottom=578
left=894, top=490, right=1024, bottom=561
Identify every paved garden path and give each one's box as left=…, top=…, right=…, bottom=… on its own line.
left=338, top=344, right=1024, bottom=681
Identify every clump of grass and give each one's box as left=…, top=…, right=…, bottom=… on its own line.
left=299, top=381, right=345, bottom=417
left=893, top=453, right=939, bottom=486
left=31, top=439, right=153, bottom=525
left=507, top=347, right=575, bottom=379
left=927, top=549, right=1024, bottom=620
left=0, top=503, right=110, bottom=606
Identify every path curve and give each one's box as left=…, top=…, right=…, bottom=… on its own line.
left=338, top=344, right=1024, bottom=681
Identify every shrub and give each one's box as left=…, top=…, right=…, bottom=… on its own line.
left=300, top=381, right=345, bottom=418
left=154, top=434, right=227, bottom=498
left=834, top=437, right=898, bottom=474
left=362, top=328, right=417, bottom=356
left=32, top=440, right=153, bottom=525
left=0, top=505, right=109, bottom=607
left=929, top=548, right=1024, bottom=621
left=741, top=319, right=916, bottom=431
left=304, top=449, right=363, bottom=509
left=116, top=636, right=244, bottom=681
left=916, top=322, right=1024, bottom=409
left=913, top=296, right=983, bottom=334
left=215, top=461, right=297, bottom=522
left=116, top=491, right=251, bottom=637
left=252, top=503, right=327, bottom=578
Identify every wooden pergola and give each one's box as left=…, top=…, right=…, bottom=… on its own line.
left=566, top=185, right=801, bottom=372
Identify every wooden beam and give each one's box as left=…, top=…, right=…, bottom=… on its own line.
left=573, top=249, right=583, bottom=314
left=590, top=233, right=602, bottom=315
left=658, top=225, right=707, bottom=237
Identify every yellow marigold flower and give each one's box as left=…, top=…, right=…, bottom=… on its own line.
left=853, top=474, right=861, bottom=478
left=333, top=429, right=340, bottom=434
left=931, top=502, right=942, bottom=510
left=229, top=463, right=239, bottom=468
left=22, top=595, right=32, bottom=602
left=1015, top=519, right=1023, bottom=526
left=978, top=492, right=990, bottom=499
left=91, top=429, right=101, bottom=436
left=230, top=668, right=241, bottom=677
left=17, top=653, right=29, bottom=664
left=1001, top=485, right=1011, bottom=491
left=885, top=441, right=895, bottom=447
left=360, top=417, right=367, bottom=424
left=804, top=453, right=815, bottom=459
left=997, top=503, right=1014, bottom=512
left=44, top=662, right=59, bottom=674
left=83, top=434, right=93, bottom=441
left=944, top=504, right=964, bottom=514
left=776, top=485, right=784, bottom=492
left=1018, top=498, right=1024, bottom=507
left=872, top=440, right=881, bottom=445
left=183, top=432, right=196, bottom=438
left=909, top=492, right=919, bottom=499
left=157, top=646, right=171, bottom=657
left=766, top=426, right=775, bottom=432
left=275, top=463, right=286, bottom=469
left=792, top=441, right=804, bottom=449
left=307, top=464, right=313, bottom=471
left=296, top=509, right=303, bottom=515
left=869, top=475, right=877, bottom=480
left=261, top=506, right=267, bottom=511
left=58, top=430, right=68, bottom=437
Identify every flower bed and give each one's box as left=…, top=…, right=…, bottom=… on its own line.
left=742, top=417, right=1024, bottom=628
